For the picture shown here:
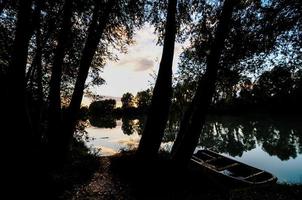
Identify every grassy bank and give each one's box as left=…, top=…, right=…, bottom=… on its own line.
left=45, top=140, right=100, bottom=199
left=109, top=152, right=302, bottom=200
left=59, top=150, right=302, bottom=199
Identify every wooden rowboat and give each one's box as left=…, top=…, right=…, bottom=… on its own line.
left=190, top=149, right=277, bottom=187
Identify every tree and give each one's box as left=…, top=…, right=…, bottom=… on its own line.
left=5, top=0, right=34, bottom=149
left=47, top=0, right=73, bottom=156
left=175, top=0, right=302, bottom=110
left=171, top=0, right=239, bottom=164
left=60, top=0, right=147, bottom=153
left=62, top=0, right=116, bottom=154
left=121, top=92, right=135, bottom=109
left=135, top=89, right=152, bottom=112
left=1, top=0, right=115, bottom=156
left=256, top=67, right=293, bottom=98
left=89, top=99, right=116, bottom=116
left=2, top=0, right=37, bottom=197
left=1, top=0, right=153, bottom=195
left=170, top=0, right=301, bottom=163
left=252, top=66, right=295, bottom=111
left=137, top=0, right=177, bottom=158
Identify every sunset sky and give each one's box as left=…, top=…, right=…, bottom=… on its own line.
left=92, top=24, right=185, bottom=98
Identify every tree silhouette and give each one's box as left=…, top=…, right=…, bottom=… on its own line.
left=135, top=89, right=152, bottom=113
left=171, top=0, right=239, bottom=164
left=175, top=0, right=302, bottom=114
left=89, top=99, right=116, bottom=117
left=137, top=0, right=177, bottom=158
left=63, top=0, right=116, bottom=154
left=121, top=92, right=135, bottom=109
left=47, top=0, right=73, bottom=158
left=4, top=0, right=34, bottom=155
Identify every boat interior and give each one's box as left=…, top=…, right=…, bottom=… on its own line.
left=192, top=150, right=275, bottom=183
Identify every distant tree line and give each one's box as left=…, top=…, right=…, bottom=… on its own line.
left=88, top=89, right=152, bottom=119
left=118, top=90, right=152, bottom=115
left=171, top=66, right=302, bottom=116
left=215, top=67, right=302, bottom=114
left=116, top=64, right=302, bottom=121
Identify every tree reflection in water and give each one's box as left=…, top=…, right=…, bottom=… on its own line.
left=200, top=115, right=302, bottom=161
left=122, top=117, right=145, bottom=136
left=89, top=115, right=117, bottom=128
left=89, top=114, right=302, bottom=161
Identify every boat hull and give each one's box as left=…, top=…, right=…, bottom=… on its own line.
left=189, top=149, right=277, bottom=188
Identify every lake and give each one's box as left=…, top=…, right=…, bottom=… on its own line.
left=85, top=114, right=302, bottom=184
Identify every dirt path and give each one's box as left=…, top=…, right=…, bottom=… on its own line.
left=61, top=157, right=134, bottom=200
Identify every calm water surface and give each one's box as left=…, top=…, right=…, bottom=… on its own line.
left=86, top=115, right=302, bottom=184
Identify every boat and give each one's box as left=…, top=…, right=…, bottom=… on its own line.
left=190, top=149, right=277, bottom=187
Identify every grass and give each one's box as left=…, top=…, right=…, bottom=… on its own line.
left=45, top=140, right=101, bottom=199
left=109, top=151, right=302, bottom=200
left=50, top=149, right=302, bottom=200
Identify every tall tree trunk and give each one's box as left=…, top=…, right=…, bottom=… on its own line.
left=171, top=0, right=238, bottom=165
left=63, top=0, right=115, bottom=151
left=5, top=0, right=33, bottom=144
left=137, top=0, right=177, bottom=158
left=3, top=0, right=34, bottom=197
left=47, top=0, right=73, bottom=154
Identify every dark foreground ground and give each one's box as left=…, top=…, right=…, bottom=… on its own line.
left=57, top=151, right=302, bottom=200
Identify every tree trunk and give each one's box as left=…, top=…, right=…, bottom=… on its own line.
left=5, top=0, right=33, bottom=144
left=63, top=0, right=115, bottom=150
left=3, top=0, right=35, bottom=197
left=137, top=0, right=177, bottom=158
left=47, top=0, right=73, bottom=154
left=171, top=0, right=238, bottom=165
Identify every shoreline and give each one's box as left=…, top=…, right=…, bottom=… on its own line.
left=59, top=152, right=302, bottom=200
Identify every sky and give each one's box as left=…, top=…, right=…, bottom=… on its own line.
left=90, top=24, right=185, bottom=99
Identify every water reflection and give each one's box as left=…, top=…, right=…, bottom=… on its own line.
left=89, top=114, right=302, bottom=161
left=87, top=114, right=302, bottom=183
left=200, top=115, right=302, bottom=161
left=89, top=115, right=117, bottom=128
left=121, top=117, right=145, bottom=136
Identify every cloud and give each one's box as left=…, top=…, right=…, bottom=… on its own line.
left=105, top=24, right=161, bottom=72
left=134, top=58, right=154, bottom=71
left=114, top=57, right=154, bottom=72
left=97, top=24, right=190, bottom=97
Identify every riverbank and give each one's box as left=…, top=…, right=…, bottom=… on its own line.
left=59, top=151, right=302, bottom=200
